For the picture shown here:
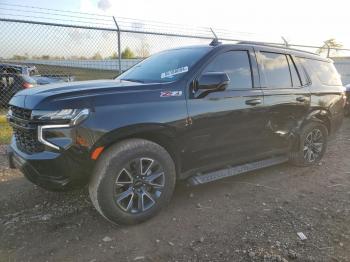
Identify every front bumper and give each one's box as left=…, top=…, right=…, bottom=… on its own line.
left=8, top=138, right=92, bottom=191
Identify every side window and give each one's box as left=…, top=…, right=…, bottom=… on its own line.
left=287, top=55, right=302, bottom=87
left=203, top=51, right=252, bottom=89
left=0, top=76, right=14, bottom=89
left=0, top=77, right=6, bottom=88
left=260, top=52, right=292, bottom=88
left=304, top=59, right=342, bottom=86
left=294, top=57, right=311, bottom=86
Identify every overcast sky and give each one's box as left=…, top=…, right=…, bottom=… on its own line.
left=1, top=0, right=350, bottom=52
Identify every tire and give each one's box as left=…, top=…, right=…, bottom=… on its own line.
left=89, top=138, right=176, bottom=225
left=289, top=122, right=328, bottom=166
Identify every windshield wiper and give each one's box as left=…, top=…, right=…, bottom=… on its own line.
left=120, top=78, right=145, bottom=83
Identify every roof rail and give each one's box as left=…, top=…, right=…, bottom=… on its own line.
left=236, top=41, right=284, bottom=48
left=237, top=41, right=318, bottom=56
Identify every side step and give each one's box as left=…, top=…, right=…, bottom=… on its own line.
left=188, top=155, right=288, bottom=186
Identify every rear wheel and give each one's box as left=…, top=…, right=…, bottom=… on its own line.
left=89, top=138, right=176, bottom=225
left=289, top=122, right=328, bottom=166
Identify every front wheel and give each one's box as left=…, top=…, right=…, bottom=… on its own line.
left=89, top=139, right=176, bottom=225
left=289, top=122, right=328, bottom=166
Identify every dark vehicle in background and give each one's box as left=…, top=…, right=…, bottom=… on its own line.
left=0, top=63, right=74, bottom=84
left=7, top=42, right=345, bottom=225
left=0, top=73, right=36, bottom=107
left=0, top=63, right=74, bottom=107
left=345, top=84, right=350, bottom=116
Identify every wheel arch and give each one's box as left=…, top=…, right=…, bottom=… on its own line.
left=290, top=109, right=331, bottom=152
left=304, top=109, right=331, bottom=135
left=93, top=124, right=182, bottom=176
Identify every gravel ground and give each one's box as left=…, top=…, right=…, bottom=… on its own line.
left=0, top=120, right=350, bottom=262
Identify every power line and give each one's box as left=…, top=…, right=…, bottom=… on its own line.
left=0, top=2, right=255, bottom=37
left=0, top=3, right=349, bottom=51
left=0, top=7, right=113, bottom=22
left=0, top=13, right=114, bottom=27
left=0, top=2, right=111, bottom=17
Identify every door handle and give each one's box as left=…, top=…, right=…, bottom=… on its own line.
left=296, top=96, right=306, bottom=102
left=245, top=98, right=262, bottom=106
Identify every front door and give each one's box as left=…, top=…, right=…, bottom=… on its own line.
left=182, top=48, right=267, bottom=172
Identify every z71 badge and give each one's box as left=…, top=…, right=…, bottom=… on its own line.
left=160, top=91, right=183, bottom=97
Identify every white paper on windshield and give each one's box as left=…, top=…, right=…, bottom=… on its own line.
left=161, top=66, right=188, bottom=79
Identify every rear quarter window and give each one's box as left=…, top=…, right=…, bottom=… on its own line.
left=304, top=59, right=342, bottom=86
left=294, top=57, right=311, bottom=86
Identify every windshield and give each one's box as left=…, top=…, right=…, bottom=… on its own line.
left=117, top=47, right=210, bottom=83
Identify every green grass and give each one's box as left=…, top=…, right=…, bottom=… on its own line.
left=0, top=118, right=12, bottom=144
left=0, top=114, right=6, bottom=123
left=0, top=110, right=11, bottom=144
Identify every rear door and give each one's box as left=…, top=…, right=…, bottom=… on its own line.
left=256, top=49, right=311, bottom=151
left=183, top=47, right=267, bottom=172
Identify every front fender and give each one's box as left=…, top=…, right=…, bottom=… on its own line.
left=93, top=123, right=177, bottom=150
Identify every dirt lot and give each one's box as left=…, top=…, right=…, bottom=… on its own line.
left=0, top=120, right=350, bottom=262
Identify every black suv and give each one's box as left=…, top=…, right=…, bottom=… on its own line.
left=7, top=42, right=345, bottom=224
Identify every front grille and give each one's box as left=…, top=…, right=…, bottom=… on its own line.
left=9, top=106, right=44, bottom=154
left=10, top=106, right=32, bottom=121
left=14, top=128, right=44, bottom=154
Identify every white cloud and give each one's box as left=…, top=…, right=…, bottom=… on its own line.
left=97, top=0, right=112, bottom=11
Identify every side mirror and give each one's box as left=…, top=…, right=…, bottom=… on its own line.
left=196, top=72, right=230, bottom=91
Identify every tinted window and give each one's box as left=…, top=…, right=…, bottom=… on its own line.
left=294, top=57, right=310, bottom=86
left=304, top=59, right=342, bottom=86
left=0, top=75, right=15, bottom=88
left=260, top=52, right=292, bottom=88
left=203, top=51, right=252, bottom=89
left=287, top=55, right=301, bottom=87
left=117, top=47, right=210, bottom=83
left=0, top=77, right=7, bottom=89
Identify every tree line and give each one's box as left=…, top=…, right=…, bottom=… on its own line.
left=9, top=46, right=142, bottom=60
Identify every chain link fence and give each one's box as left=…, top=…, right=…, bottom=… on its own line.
left=1, top=4, right=350, bottom=109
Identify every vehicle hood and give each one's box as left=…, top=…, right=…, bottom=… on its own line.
left=31, top=75, right=64, bottom=85
left=9, top=79, right=165, bottom=110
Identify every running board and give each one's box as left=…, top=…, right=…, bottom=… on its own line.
left=188, top=155, right=288, bottom=186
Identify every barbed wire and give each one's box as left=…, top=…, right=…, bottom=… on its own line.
left=1, top=3, right=350, bottom=52
left=0, top=3, right=279, bottom=42
left=0, top=13, right=114, bottom=27
left=0, top=2, right=112, bottom=17
left=0, top=7, right=114, bottom=22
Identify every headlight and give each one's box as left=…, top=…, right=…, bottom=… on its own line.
left=32, top=108, right=89, bottom=125
left=34, top=109, right=90, bottom=151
